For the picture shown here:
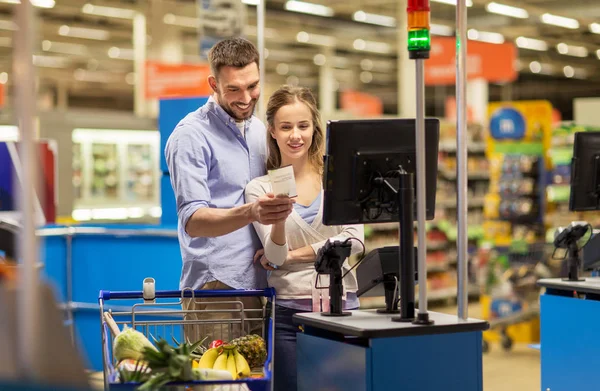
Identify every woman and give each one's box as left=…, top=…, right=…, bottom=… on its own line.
left=245, top=85, right=364, bottom=391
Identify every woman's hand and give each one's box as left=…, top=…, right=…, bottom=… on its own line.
left=253, top=249, right=276, bottom=271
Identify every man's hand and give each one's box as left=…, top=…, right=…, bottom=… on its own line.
left=253, top=249, right=276, bottom=271
left=250, top=193, right=294, bottom=225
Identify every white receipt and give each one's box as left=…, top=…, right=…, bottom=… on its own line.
left=268, top=165, right=297, bottom=197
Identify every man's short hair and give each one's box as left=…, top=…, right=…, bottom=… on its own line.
left=208, top=37, right=260, bottom=76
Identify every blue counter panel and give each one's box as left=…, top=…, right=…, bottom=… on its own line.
left=71, top=234, right=181, bottom=303
left=159, top=96, right=209, bottom=173
left=297, top=330, right=483, bottom=391
left=161, top=174, right=177, bottom=226
left=39, top=234, right=68, bottom=302
left=541, top=294, right=600, bottom=391
left=297, top=333, right=369, bottom=391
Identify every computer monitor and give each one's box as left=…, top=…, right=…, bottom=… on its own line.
left=322, top=118, right=440, bottom=318
left=569, top=131, right=600, bottom=211
left=322, top=118, right=440, bottom=226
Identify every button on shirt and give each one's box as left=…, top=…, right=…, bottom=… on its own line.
left=165, top=96, right=268, bottom=291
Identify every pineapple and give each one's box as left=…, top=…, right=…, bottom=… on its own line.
left=230, top=334, right=267, bottom=369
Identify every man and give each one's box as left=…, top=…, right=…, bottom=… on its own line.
left=165, top=37, right=293, bottom=343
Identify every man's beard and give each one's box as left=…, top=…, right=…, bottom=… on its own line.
left=221, top=97, right=256, bottom=121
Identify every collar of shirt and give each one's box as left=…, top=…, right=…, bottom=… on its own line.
left=206, top=95, right=254, bottom=133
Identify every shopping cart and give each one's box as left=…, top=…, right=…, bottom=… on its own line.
left=99, top=285, right=275, bottom=391
left=482, top=241, right=554, bottom=352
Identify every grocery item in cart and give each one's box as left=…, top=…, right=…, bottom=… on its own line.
left=113, top=325, right=156, bottom=362
left=230, top=334, right=267, bottom=369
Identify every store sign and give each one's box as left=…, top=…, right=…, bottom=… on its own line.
left=426, top=37, right=517, bottom=86
left=486, top=100, right=553, bottom=164
left=145, top=61, right=212, bottom=99
left=198, top=0, right=247, bottom=60
left=340, top=89, right=383, bottom=117
left=489, top=107, right=526, bottom=140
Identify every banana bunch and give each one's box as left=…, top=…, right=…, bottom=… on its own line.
left=194, top=345, right=251, bottom=380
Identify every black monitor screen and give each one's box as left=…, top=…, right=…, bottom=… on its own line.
left=323, top=118, right=440, bottom=226
left=569, top=131, right=600, bottom=211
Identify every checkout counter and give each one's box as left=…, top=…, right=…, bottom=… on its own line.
left=537, top=131, right=600, bottom=391
left=295, top=311, right=487, bottom=391
left=292, top=118, right=489, bottom=391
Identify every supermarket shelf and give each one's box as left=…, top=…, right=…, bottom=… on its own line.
left=547, top=184, right=570, bottom=203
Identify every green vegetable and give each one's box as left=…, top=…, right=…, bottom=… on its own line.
left=137, top=337, right=205, bottom=391
left=113, top=325, right=157, bottom=362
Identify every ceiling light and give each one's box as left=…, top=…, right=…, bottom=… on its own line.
left=276, top=63, right=289, bottom=75
left=353, top=39, right=366, bottom=50
left=42, top=40, right=88, bottom=55
left=486, top=2, right=528, bottom=19
left=431, top=23, right=454, bottom=36
left=295, top=31, right=336, bottom=47
left=58, top=25, right=110, bottom=40
left=431, top=0, right=473, bottom=7
left=242, top=0, right=259, bottom=4
left=563, top=66, right=575, bottom=78
left=353, top=39, right=391, bottom=54
left=81, top=4, right=136, bottom=19
left=591, top=23, right=600, bottom=35
left=0, top=19, right=17, bottom=31
left=32, top=55, right=70, bottom=68
left=556, top=43, right=588, bottom=58
left=360, top=71, right=373, bottom=83
left=541, top=13, right=579, bottom=29
left=597, top=49, right=600, bottom=60
left=163, top=14, right=198, bottom=29
left=0, top=0, right=55, bottom=8
left=296, top=31, right=309, bottom=43
left=468, top=29, right=504, bottom=44
left=73, top=69, right=121, bottom=83
left=352, top=10, right=396, bottom=27
left=529, top=61, right=541, bottom=73
left=285, top=1, right=334, bottom=17
left=0, top=72, right=7, bottom=84
left=107, top=47, right=134, bottom=60
left=126, top=72, right=135, bottom=85
left=515, top=36, right=548, bottom=51
left=313, top=54, right=326, bottom=66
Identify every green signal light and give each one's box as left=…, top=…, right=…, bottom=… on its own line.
left=408, top=29, right=431, bottom=51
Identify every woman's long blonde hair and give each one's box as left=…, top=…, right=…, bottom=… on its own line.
left=265, top=85, right=324, bottom=174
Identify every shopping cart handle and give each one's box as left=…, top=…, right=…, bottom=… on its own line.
left=99, top=288, right=275, bottom=301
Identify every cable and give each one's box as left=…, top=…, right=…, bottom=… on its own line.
left=341, top=236, right=366, bottom=279
left=580, top=223, right=594, bottom=249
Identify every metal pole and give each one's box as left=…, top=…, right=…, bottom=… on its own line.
left=257, top=0, right=266, bottom=119
left=133, top=13, right=147, bottom=117
left=415, top=59, right=428, bottom=317
left=14, top=0, right=40, bottom=377
left=456, top=0, right=469, bottom=320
